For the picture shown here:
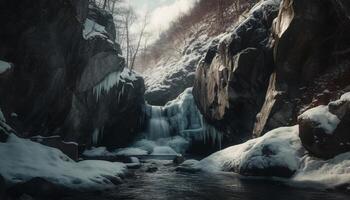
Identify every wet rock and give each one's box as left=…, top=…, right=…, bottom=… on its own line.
left=173, top=155, right=185, bottom=165
left=145, top=166, right=158, bottom=173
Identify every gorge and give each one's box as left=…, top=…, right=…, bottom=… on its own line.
left=1, top=0, right=350, bottom=199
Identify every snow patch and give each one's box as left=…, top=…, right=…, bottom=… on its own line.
left=0, top=134, right=127, bottom=189
left=0, top=60, right=12, bottom=74
left=115, top=147, right=148, bottom=156
left=83, top=18, right=108, bottom=40
left=298, top=105, right=340, bottom=134
left=151, top=146, right=179, bottom=156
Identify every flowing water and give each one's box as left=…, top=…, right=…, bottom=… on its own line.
left=63, top=159, right=350, bottom=200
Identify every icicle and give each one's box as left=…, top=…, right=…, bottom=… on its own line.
left=93, top=71, right=121, bottom=102
left=92, top=128, right=100, bottom=146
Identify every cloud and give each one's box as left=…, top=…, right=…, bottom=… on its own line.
left=149, top=0, right=197, bottom=32
left=130, top=0, right=198, bottom=42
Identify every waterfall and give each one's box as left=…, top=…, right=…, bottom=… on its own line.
left=147, top=106, right=170, bottom=140
left=144, top=88, right=223, bottom=149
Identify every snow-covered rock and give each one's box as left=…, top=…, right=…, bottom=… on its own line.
left=83, top=18, right=109, bottom=40
left=197, top=126, right=303, bottom=177
left=298, top=105, right=340, bottom=135
left=299, top=92, right=350, bottom=159
left=0, top=134, right=127, bottom=189
left=143, top=34, right=217, bottom=105
left=191, top=124, right=350, bottom=189
left=0, top=60, right=12, bottom=74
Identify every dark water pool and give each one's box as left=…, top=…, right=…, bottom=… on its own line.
left=64, top=159, right=350, bottom=200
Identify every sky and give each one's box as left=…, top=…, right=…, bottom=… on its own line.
left=127, top=0, right=198, bottom=42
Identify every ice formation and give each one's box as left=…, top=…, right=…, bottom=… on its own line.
left=144, top=88, right=223, bottom=149
left=93, top=68, right=139, bottom=101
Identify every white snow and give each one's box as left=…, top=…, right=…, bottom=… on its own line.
left=83, top=18, right=108, bottom=40
left=191, top=123, right=350, bottom=190
left=151, top=146, right=179, bottom=156
left=197, top=126, right=302, bottom=172
left=0, top=134, right=127, bottom=189
left=83, top=146, right=110, bottom=157
left=115, top=147, right=148, bottom=156
left=292, top=152, right=350, bottom=189
left=330, top=92, right=350, bottom=106
left=0, top=60, right=12, bottom=74
left=298, top=105, right=340, bottom=134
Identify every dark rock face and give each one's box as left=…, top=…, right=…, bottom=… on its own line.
left=253, top=0, right=350, bottom=137
left=299, top=93, right=350, bottom=159
left=0, top=0, right=145, bottom=148
left=193, top=0, right=280, bottom=145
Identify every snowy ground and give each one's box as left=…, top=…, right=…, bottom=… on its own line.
left=0, top=134, right=127, bottom=189
left=84, top=136, right=186, bottom=157
left=180, top=125, right=350, bottom=190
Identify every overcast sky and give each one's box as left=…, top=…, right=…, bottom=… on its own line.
left=127, top=0, right=198, bottom=42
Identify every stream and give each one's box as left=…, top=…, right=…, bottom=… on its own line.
left=62, top=158, right=350, bottom=200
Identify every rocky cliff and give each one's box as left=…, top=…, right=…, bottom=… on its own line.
left=193, top=0, right=350, bottom=149
left=0, top=0, right=145, bottom=148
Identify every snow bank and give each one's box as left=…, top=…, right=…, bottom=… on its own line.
left=0, top=60, right=12, bottom=74
left=0, top=134, right=127, bottom=189
left=197, top=126, right=302, bottom=173
left=83, top=18, right=108, bottom=40
left=298, top=105, right=340, bottom=134
left=193, top=124, right=350, bottom=189
left=83, top=146, right=148, bottom=157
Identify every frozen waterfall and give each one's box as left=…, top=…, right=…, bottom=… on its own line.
left=144, top=88, right=223, bottom=149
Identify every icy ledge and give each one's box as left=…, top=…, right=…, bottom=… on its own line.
left=186, top=125, right=350, bottom=190
left=0, top=134, right=127, bottom=189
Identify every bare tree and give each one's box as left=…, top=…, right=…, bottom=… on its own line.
left=130, top=12, right=150, bottom=70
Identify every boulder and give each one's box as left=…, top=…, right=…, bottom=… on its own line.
left=193, top=0, right=280, bottom=145
left=298, top=93, right=350, bottom=159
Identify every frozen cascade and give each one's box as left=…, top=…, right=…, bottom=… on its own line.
left=144, top=88, right=223, bottom=149
left=147, top=106, right=171, bottom=140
